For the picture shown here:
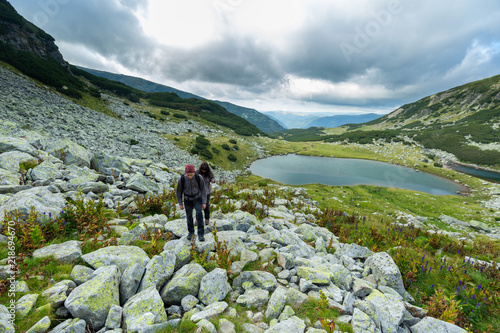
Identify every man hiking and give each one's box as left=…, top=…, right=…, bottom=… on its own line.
left=176, top=164, right=207, bottom=241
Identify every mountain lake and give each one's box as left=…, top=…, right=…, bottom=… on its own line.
left=248, top=154, right=466, bottom=195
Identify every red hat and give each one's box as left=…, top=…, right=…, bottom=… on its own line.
left=185, top=165, right=195, bottom=173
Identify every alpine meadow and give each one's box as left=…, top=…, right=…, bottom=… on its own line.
left=0, top=1, right=499, bottom=333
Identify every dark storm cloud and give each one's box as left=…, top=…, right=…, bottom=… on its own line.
left=11, top=1, right=283, bottom=88
left=156, top=37, right=283, bottom=88
left=277, top=0, right=500, bottom=105
left=8, top=0, right=500, bottom=111
left=15, top=0, right=153, bottom=57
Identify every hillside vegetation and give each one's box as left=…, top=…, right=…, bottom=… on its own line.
left=78, top=67, right=286, bottom=134
left=281, top=75, right=500, bottom=168
left=0, top=2, right=499, bottom=331
left=1, top=47, right=500, bottom=333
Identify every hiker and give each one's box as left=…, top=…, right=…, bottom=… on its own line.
left=176, top=164, right=207, bottom=241
left=197, top=161, right=215, bottom=226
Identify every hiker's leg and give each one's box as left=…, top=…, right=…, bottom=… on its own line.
left=184, top=199, right=195, bottom=236
left=194, top=197, right=204, bottom=237
left=204, top=194, right=211, bottom=225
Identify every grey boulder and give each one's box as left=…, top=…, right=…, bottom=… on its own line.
left=81, top=246, right=150, bottom=272
left=160, top=263, right=207, bottom=305
left=198, top=268, right=231, bottom=305
left=33, top=240, right=82, bottom=264
left=410, top=316, right=467, bottom=333
left=64, top=265, right=121, bottom=330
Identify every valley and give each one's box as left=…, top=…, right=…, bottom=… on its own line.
left=0, top=1, right=499, bottom=331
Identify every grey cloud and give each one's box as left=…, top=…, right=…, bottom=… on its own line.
left=8, top=0, right=500, bottom=111
left=281, top=0, right=499, bottom=85
left=11, top=1, right=284, bottom=88
left=12, top=0, right=153, bottom=56
left=155, top=37, right=283, bottom=87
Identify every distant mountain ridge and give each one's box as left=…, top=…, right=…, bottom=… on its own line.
left=306, top=113, right=381, bottom=128
left=263, top=111, right=382, bottom=129
left=77, top=67, right=201, bottom=99
left=335, top=74, right=500, bottom=166
left=78, top=67, right=286, bottom=134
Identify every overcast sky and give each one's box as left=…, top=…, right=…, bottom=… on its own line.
left=9, top=0, right=500, bottom=115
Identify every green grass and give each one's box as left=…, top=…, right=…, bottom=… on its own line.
left=305, top=183, right=490, bottom=229
left=167, top=134, right=261, bottom=170
left=293, top=297, right=353, bottom=332
left=0, top=258, right=74, bottom=332
left=75, top=90, right=122, bottom=119
left=1, top=122, right=498, bottom=332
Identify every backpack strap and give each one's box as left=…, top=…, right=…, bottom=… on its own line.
left=181, top=172, right=202, bottom=194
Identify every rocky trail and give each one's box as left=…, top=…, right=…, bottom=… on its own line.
left=0, top=64, right=492, bottom=333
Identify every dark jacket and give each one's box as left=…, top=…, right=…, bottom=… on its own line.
left=199, top=167, right=215, bottom=194
left=176, top=173, right=207, bottom=205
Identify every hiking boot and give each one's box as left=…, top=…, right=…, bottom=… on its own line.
left=187, top=233, right=194, bottom=241
left=205, top=219, right=209, bottom=225
left=199, top=235, right=205, bottom=242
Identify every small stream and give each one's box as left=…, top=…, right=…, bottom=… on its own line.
left=448, top=163, right=500, bottom=183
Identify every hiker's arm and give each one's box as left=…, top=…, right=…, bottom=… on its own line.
left=200, top=175, right=208, bottom=205
left=176, top=177, right=183, bottom=209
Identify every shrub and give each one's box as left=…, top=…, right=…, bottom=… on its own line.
left=160, top=110, right=170, bottom=115
left=132, top=190, right=177, bottom=217
left=232, top=145, right=239, bottom=151
left=61, top=193, right=111, bottom=240
left=128, top=94, right=140, bottom=103
left=195, top=142, right=206, bottom=150
left=3, top=209, right=47, bottom=253
left=434, top=162, right=443, bottom=168
left=210, top=226, right=233, bottom=275
left=88, top=87, right=101, bottom=98
left=200, top=149, right=213, bottom=160
left=227, top=154, right=237, bottom=162
left=229, top=139, right=237, bottom=144
left=222, top=144, right=230, bottom=151
left=424, top=289, right=463, bottom=324
left=173, top=113, right=187, bottom=119
left=196, top=136, right=210, bottom=146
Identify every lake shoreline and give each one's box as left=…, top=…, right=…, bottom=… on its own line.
left=249, top=154, right=468, bottom=196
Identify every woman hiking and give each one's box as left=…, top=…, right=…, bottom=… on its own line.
left=197, top=161, right=215, bottom=226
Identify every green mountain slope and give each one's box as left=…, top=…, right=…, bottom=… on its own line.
left=77, top=66, right=285, bottom=133
left=213, top=100, right=285, bottom=133
left=353, top=74, right=500, bottom=166
left=0, top=0, right=83, bottom=97
left=283, top=74, right=500, bottom=167
left=0, top=0, right=267, bottom=139
left=363, top=74, right=500, bottom=130
left=77, top=67, right=201, bottom=99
